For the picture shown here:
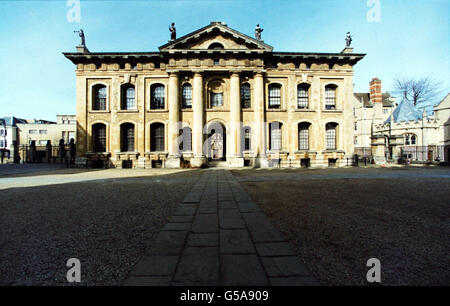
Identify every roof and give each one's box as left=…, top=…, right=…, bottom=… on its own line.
left=386, top=98, right=423, bottom=123
left=354, top=93, right=395, bottom=107
left=0, top=116, right=28, bottom=126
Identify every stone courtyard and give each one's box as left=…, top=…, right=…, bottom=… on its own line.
left=0, top=164, right=448, bottom=285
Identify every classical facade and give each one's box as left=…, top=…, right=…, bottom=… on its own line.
left=64, top=22, right=365, bottom=168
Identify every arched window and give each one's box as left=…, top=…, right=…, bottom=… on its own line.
left=241, top=83, right=251, bottom=109
left=325, top=122, right=338, bottom=150
left=151, top=123, right=165, bottom=151
left=208, top=42, right=224, bottom=50
left=179, top=126, right=192, bottom=152
left=298, top=122, right=311, bottom=150
left=269, top=122, right=282, bottom=151
left=209, top=80, right=223, bottom=107
left=121, top=84, right=135, bottom=110
left=325, top=84, right=337, bottom=110
left=151, top=84, right=165, bottom=109
left=268, top=84, right=281, bottom=109
left=92, top=123, right=106, bottom=152
left=243, top=126, right=251, bottom=151
left=181, top=83, right=192, bottom=109
left=93, top=84, right=107, bottom=110
left=120, top=123, right=135, bottom=152
left=404, top=133, right=417, bottom=145
left=297, top=84, right=310, bottom=109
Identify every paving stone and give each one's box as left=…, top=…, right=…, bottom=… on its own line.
left=219, top=201, right=237, bottom=209
left=238, top=202, right=260, bottom=213
left=124, top=276, right=172, bottom=286
left=170, top=215, right=194, bottom=223
left=198, top=205, right=218, bottom=214
left=219, top=209, right=246, bottom=229
left=187, top=233, right=219, bottom=247
left=162, top=222, right=191, bottom=231
left=261, top=256, right=310, bottom=277
left=242, top=212, right=285, bottom=242
left=173, top=206, right=197, bottom=216
left=269, top=276, right=320, bottom=286
left=221, top=254, right=268, bottom=285
left=255, top=242, right=296, bottom=257
left=173, top=247, right=220, bottom=285
left=192, top=214, right=218, bottom=233
left=130, top=255, right=179, bottom=276
left=220, top=229, right=255, bottom=254
left=147, top=230, right=188, bottom=255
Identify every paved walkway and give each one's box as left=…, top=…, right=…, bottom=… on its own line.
left=124, top=169, right=318, bottom=286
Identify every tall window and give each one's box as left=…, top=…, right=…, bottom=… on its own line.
left=151, top=84, right=165, bottom=109
left=325, top=123, right=338, bottom=150
left=268, top=84, right=281, bottom=109
left=325, top=85, right=337, bottom=110
left=241, top=83, right=251, bottom=109
left=121, top=84, right=135, bottom=110
left=120, top=123, right=135, bottom=152
left=179, top=127, right=192, bottom=152
left=269, top=122, right=282, bottom=151
left=151, top=123, right=165, bottom=151
left=93, top=123, right=106, bottom=152
left=404, top=133, right=417, bottom=145
left=298, top=122, right=310, bottom=150
left=182, top=83, right=192, bottom=109
left=243, top=126, right=251, bottom=151
left=211, top=92, right=223, bottom=107
left=297, top=84, right=309, bottom=109
left=93, top=85, right=107, bottom=110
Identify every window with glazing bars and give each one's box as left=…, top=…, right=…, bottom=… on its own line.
left=121, top=124, right=134, bottom=152
left=94, top=86, right=107, bottom=110
left=179, top=127, right=192, bottom=151
left=151, top=123, right=165, bottom=151
left=93, top=124, right=106, bottom=152
left=270, top=122, right=282, bottom=150
left=241, top=83, right=251, bottom=109
left=211, top=92, right=223, bottom=107
left=325, top=86, right=336, bottom=109
left=151, top=85, right=165, bottom=109
left=297, top=85, right=309, bottom=109
left=182, top=84, right=192, bottom=108
left=325, top=123, right=337, bottom=150
left=244, top=127, right=251, bottom=151
left=268, top=85, right=281, bottom=109
left=122, top=86, right=135, bottom=110
left=298, top=124, right=310, bottom=150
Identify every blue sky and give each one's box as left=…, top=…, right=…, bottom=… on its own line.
left=0, top=0, right=449, bottom=120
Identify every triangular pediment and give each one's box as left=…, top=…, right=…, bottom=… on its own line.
left=159, top=22, right=273, bottom=51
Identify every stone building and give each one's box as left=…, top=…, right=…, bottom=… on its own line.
left=64, top=22, right=365, bottom=168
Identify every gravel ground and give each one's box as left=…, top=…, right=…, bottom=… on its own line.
left=234, top=168, right=450, bottom=286
left=0, top=169, right=200, bottom=285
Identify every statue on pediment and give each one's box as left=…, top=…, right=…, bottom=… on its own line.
left=74, top=29, right=85, bottom=46
left=169, top=23, right=176, bottom=41
left=255, top=24, right=263, bottom=41
left=345, top=32, right=352, bottom=47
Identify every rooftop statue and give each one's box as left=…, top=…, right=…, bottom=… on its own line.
left=345, top=32, right=352, bottom=47
left=255, top=24, right=263, bottom=41
left=169, top=22, right=176, bottom=41
left=74, top=29, right=85, bottom=46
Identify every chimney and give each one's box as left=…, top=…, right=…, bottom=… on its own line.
left=369, top=78, right=382, bottom=104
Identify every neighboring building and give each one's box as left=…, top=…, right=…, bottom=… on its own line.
left=353, top=78, right=396, bottom=157
left=17, top=115, right=76, bottom=147
left=64, top=22, right=365, bottom=168
left=433, top=93, right=450, bottom=162
left=0, top=116, right=27, bottom=161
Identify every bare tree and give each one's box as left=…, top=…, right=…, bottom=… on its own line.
left=394, top=76, right=442, bottom=106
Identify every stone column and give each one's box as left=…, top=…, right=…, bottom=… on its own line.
left=253, top=72, right=268, bottom=167
left=191, top=72, right=207, bottom=167
left=228, top=72, right=244, bottom=167
left=166, top=71, right=181, bottom=168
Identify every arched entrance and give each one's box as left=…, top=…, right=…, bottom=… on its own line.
left=206, top=121, right=226, bottom=161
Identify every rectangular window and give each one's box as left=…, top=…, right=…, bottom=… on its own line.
left=326, top=128, right=336, bottom=150
left=155, top=127, right=164, bottom=151
left=29, top=130, right=37, bottom=134
left=325, top=87, right=336, bottom=110
left=354, top=136, right=358, bottom=145
left=270, top=124, right=282, bottom=150
left=298, top=128, right=309, bottom=150
left=0, top=140, right=4, bottom=147
left=39, top=140, right=48, bottom=146
left=297, top=87, right=309, bottom=109
left=269, top=86, right=281, bottom=109
left=211, top=93, right=223, bottom=107
left=244, top=129, right=251, bottom=151
left=0, top=129, right=4, bottom=136
left=39, top=130, right=47, bottom=134
left=354, top=122, right=357, bottom=131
